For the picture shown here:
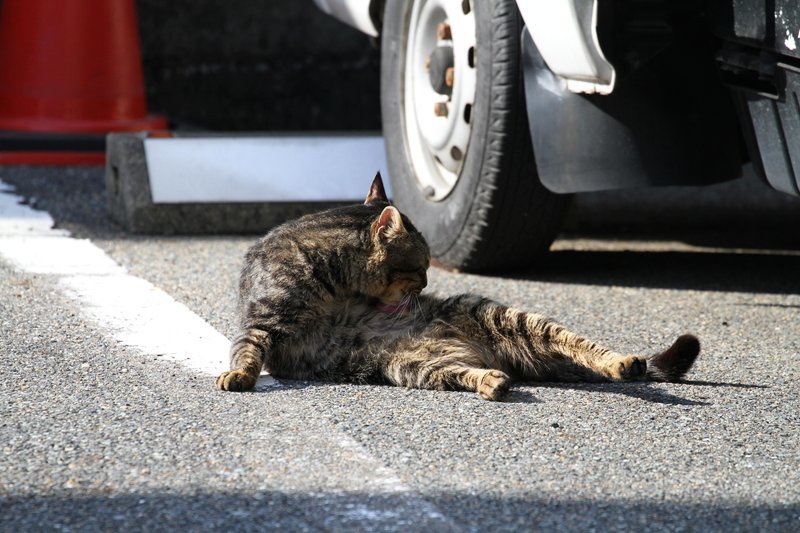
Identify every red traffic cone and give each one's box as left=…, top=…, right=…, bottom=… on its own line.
left=0, top=0, right=166, bottom=164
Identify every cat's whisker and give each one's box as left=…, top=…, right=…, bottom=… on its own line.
left=411, top=293, right=423, bottom=322
left=389, top=301, right=408, bottom=329
left=409, top=298, right=418, bottom=324
left=414, top=294, right=426, bottom=326
left=386, top=294, right=410, bottom=325
left=403, top=293, right=414, bottom=314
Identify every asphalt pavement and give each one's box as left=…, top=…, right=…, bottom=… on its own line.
left=1, top=165, right=799, bottom=531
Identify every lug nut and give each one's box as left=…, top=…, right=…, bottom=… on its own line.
left=434, top=102, right=449, bottom=117
left=437, top=22, right=452, bottom=40
left=445, top=67, right=454, bottom=87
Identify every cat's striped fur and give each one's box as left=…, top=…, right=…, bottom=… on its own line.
left=217, top=174, right=700, bottom=399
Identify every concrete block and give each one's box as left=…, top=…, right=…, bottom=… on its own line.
left=105, top=132, right=388, bottom=234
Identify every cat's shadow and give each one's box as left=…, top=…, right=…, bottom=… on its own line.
left=529, top=382, right=707, bottom=406
left=499, top=388, right=541, bottom=403
left=256, top=378, right=766, bottom=406
left=515, top=379, right=767, bottom=406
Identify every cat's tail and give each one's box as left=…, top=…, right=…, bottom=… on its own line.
left=646, top=334, right=700, bottom=382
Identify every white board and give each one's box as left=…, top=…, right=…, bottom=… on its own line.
left=144, top=135, right=391, bottom=204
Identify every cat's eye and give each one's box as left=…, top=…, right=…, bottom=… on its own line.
left=393, top=269, right=424, bottom=281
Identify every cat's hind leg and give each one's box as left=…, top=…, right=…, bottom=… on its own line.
left=504, top=311, right=699, bottom=382
left=646, top=334, right=700, bottom=382
left=216, top=328, right=269, bottom=392
left=376, top=338, right=511, bottom=401
left=556, top=333, right=701, bottom=382
left=454, top=298, right=699, bottom=382
left=457, top=299, right=647, bottom=382
left=589, top=334, right=700, bottom=382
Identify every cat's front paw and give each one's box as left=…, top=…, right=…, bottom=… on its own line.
left=607, top=356, right=647, bottom=381
left=478, top=370, right=511, bottom=401
left=216, top=369, right=257, bottom=392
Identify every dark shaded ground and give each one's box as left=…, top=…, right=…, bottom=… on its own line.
left=3, top=492, right=797, bottom=532
left=537, top=249, right=800, bottom=295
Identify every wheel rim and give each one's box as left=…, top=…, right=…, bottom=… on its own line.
left=404, top=0, right=476, bottom=202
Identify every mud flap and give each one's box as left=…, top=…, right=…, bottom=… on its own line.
left=521, top=27, right=741, bottom=194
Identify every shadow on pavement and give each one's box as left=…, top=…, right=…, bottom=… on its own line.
left=255, top=379, right=719, bottom=407
left=530, top=249, right=800, bottom=295
left=681, top=380, right=769, bottom=389
left=531, top=381, right=711, bottom=407
left=3, top=491, right=797, bottom=531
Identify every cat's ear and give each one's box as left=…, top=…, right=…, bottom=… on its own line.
left=364, top=171, right=389, bottom=205
left=373, top=205, right=406, bottom=241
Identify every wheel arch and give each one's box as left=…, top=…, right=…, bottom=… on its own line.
left=369, top=0, right=386, bottom=36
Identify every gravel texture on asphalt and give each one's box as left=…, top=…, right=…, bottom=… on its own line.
left=0, top=264, right=456, bottom=531
left=2, top=166, right=799, bottom=531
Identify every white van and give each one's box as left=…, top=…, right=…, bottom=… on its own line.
left=315, top=0, right=800, bottom=271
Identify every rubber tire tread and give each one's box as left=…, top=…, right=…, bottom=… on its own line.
left=382, top=0, right=570, bottom=273
left=458, top=0, right=569, bottom=272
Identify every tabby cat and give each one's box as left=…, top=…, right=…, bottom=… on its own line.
left=216, top=173, right=700, bottom=400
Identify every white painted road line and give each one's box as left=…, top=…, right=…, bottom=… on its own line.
left=59, top=274, right=233, bottom=377
left=0, top=237, right=125, bottom=275
left=0, top=179, right=453, bottom=527
left=0, top=181, right=248, bottom=383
